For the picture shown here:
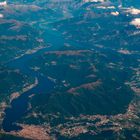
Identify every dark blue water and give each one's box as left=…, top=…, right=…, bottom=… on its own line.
left=2, top=46, right=55, bottom=132
left=2, top=75, right=54, bottom=132
left=2, top=26, right=83, bottom=132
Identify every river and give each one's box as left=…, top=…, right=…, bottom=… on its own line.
left=2, top=45, right=55, bottom=132
left=2, top=25, right=83, bottom=132
left=2, top=29, right=65, bottom=132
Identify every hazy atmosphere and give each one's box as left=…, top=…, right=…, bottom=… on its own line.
left=0, top=0, right=140, bottom=139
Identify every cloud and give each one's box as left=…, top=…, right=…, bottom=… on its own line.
left=130, top=18, right=140, bottom=28
left=126, top=8, right=140, bottom=15
left=0, top=14, right=4, bottom=18
left=96, top=6, right=115, bottom=9
left=83, top=0, right=105, bottom=3
left=0, top=1, right=7, bottom=7
left=118, top=49, right=131, bottom=55
left=111, top=11, right=119, bottom=16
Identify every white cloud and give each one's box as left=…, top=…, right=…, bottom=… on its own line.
left=130, top=18, right=140, bottom=28
left=96, top=6, right=115, bottom=9
left=0, top=14, right=4, bottom=18
left=111, top=11, right=119, bottom=16
left=126, top=8, right=140, bottom=15
left=83, top=0, right=104, bottom=3
left=0, top=1, right=7, bottom=7
left=118, top=49, right=131, bottom=55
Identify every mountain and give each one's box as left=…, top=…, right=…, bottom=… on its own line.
left=0, top=0, right=140, bottom=139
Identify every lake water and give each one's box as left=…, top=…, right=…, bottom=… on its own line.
left=2, top=25, right=84, bottom=132
left=2, top=44, right=55, bottom=132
